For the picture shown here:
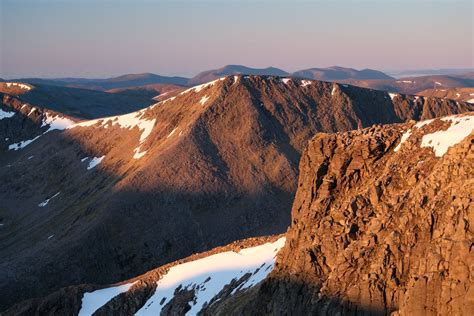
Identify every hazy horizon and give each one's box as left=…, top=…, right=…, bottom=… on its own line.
left=1, top=0, right=473, bottom=79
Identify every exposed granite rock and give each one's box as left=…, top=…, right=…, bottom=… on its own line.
left=212, top=113, right=474, bottom=315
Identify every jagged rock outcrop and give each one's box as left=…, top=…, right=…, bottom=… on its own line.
left=1, top=76, right=473, bottom=311
left=211, top=112, right=474, bottom=315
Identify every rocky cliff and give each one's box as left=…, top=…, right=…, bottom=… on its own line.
left=213, top=112, right=474, bottom=315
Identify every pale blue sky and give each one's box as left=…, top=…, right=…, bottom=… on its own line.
left=1, top=0, right=472, bottom=78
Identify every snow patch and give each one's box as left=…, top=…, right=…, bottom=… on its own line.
left=87, top=156, right=105, bottom=170
left=199, top=95, right=210, bottom=105
left=71, top=110, right=156, bottom=159
left=167, top=128, right=178, bottom=138
left=38, top=192, right=60, bottom=207
left=281, top=78, right=291, bottom=84
left=301, top=80, right=311, bottom=87
left=28, top=108, right=36, bottom=116
left=5, top=82, right=31, bottom=90
left=396, top=80, right=413, bottom=84
left=435, top=81, right=442, bottom=86
left=0, top=109, right=15, bottom=120
left=9, top=136, right=41, bottom=151
left=466, top=98, right=474, bottom=104
left=136, top=237, right=286, bottom=316
left=180, top=77, right=225, bottom=95
left=420, top=115, right=474, bottom=157
left=388, top=93, right=398, bottom=101
left=394, top=129, right=412, bottom=152
left=331, top=85, right=337, bottom=96
left=133, top=148, right=147, bottom=159
left=41, top=113, right=75, bottom=132
left=415, top=119, right=435, bottom=129
left=79, top=282, right=137, bottom=316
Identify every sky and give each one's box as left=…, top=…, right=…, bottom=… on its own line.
left=1, top=0, right=473, bottom=79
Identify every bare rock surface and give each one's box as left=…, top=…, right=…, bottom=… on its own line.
left=211, top=112, right=474, bottom=315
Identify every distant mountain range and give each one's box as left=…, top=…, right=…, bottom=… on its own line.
left=11, top=73, right=189, bottom=91
left=6, top=65, right=473, bottom=99
left=6, top=65, right=394, bottom=90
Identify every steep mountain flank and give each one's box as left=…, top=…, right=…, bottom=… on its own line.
left=211, top=113, right=474, bottom=315
left=0, top=76, right=473, bottom=311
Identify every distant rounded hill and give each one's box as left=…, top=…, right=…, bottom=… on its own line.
left=187, top=65, right=290, bottom=85
left=16, top=73, right=189, bottom=91
left=292, top=66, right=394, bottom=81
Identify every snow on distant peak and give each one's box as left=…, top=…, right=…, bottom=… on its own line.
left=136, top=237, right=286, bottom=316
left=396, top=80, right=413, bottom=84
left=5, top=82, right=31, bottom=90
left=87, top=156, right=105, bottom=170
left=419, top=114, right=474, bottom=157
left=301, top=80, right=312, bottom=87
left=38, top=192, right=60, bottom=207
left=0, top=109, right=15, bottom=120
left=79, top=282, right=137, bottom=316
left=388, top=93, right=398, bottom=101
